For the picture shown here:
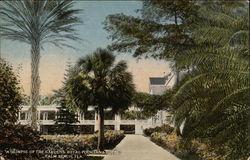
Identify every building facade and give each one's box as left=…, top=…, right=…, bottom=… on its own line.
left=18, top=105, right=172, bottom=135
left=149, top=74, right=175, bottom=127
left=17, top=74, right=175, bottom=135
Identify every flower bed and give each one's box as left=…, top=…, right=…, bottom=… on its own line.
left=144, top=125, right=225, bottom=160
left=1, top=128, right=124, bottom=160
left=42, top=130, right=125, bottom=150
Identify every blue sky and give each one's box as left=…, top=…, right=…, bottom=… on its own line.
left=1, top=1, right=172, bottom=95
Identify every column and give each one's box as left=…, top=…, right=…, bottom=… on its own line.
left=115, top=114, right=120, bottom=130
left=94, top=111, right=99, bottom=131
left=37, top=110, right=41, bottom=132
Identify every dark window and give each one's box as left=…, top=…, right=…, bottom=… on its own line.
left=104, top=125, right=115, bottom=131
left=40, top=125, right=55, bottom=135
left=84, top=111, right=95, bottom=120
left=79, top=125, right=94, bottom=134
left=48, top=111, right=56, bottom=120
left=40, top=111, right=56, bottom=120
left=120, top=125, right=135, bottom=134
left=20, top=111, right=28, bottom=120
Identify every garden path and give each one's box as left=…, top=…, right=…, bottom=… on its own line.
left=104, top=135, right=180, bottom=160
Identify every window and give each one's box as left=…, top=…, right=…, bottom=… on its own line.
left=84, top=111, right=95, bottom=120
left=48, top=111, right=56, bottom=120
left=79, top=125, right=94, bottom=134
left=104, top=125, right=115, bottom=131
left=40, top=111, right=55, bottom=120
left=120, top=125, right=135, bottom=134
left=20, top=111, right=28, bottom=120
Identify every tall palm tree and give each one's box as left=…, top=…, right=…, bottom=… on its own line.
left=65, top=48, right=135, bottom=150
left=0, top=0, right=82, bottom=129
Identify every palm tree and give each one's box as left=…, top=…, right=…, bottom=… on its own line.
left=0, top=0, right=82, bottom=129
left=65, top=48, right=135, bottom=151
left=170, top=2, right=249, bottom=159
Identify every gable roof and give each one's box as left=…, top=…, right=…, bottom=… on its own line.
left=149, top=77, right=166, bottom=85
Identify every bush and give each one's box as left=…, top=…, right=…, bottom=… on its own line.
left=0, top=128, right=124, bottom=159
left=143, top=124, right=174, bottom=136
left=151, top=132, right=181, bottom=153
left=0, top=59, right=22, bottom=125
left=0, top=124, right=41, bottom=151
left=149, top=131, right=225, bottom=160
left=0, top=124, right=50, bottom=159
left=104, top=130, right=125, bottom=149
left=42, top=130, right=125, bottom=150
left=121, top=111, right=148, bottom=120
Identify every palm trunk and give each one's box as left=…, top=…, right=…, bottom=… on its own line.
left=29, top=41, right=41, bottom=130
left=174, top=12, right=180, bottom=85
left=97, top=106, right=105, bottom=151
left=174, top=12, right=181, bottom=135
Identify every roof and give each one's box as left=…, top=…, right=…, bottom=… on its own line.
left=149, top=77, right=166, bottom=85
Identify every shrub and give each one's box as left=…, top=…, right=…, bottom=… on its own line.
left=121, top=110, right=149, bottom=120
left=104, top=130, right=125, bottom=149
left=42, top=130, right=125, bottom=150
left=149, top=131, right=225, bottom=160
left=151, top=132, right=181, bottom=153
left=143, top=124, right=174, bottom=136
left=0, top=124, right=41, bottom=151
left=0, top=59, right=22, bottom=125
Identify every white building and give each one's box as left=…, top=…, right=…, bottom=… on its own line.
left=17, top=73, right=176, bottom=135
left=149, top=77, right=167, bottom=95
left=149, top=73, right=176, bottom=127
left=18, top=105, right=168, bottom=135
left=149, top=71, right=176, bottom=95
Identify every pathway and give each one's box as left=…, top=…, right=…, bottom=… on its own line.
left=104, top=135, right=180, bottom=160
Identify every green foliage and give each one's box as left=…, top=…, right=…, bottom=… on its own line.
left=52, top=63, right=79, bottom=134
left=0, top=59, right=22, bottom=125
left=149, top=131, right=229, bottom=160
left=133, top=92, right=168, bottom=117
left=65, top=48, right=135, bottom=112
left=143, top=124, right=174, bottom=137
left=121, top=110, right=148, bottom=120
left=105, top=1, right=249, bottom=159
left=0, top=0, right=82, bottom=47
left=0, top=0, right=82, bottom=129
left=170, top=3, right=249, bottom=160
left=38, top=95, right=55, bottom=105
left=65, top=48, right=135, bottom=150
left=52, top=89, right=79, bottom=135
left=104, top=0, right=197, bottom=60
left=0, top=124, right=41, bottom=150
left=150, top=132, right=182, bottom=154
left=42, top=130, right=125, bottom=150
left=21, top=94, right=56, bottom=105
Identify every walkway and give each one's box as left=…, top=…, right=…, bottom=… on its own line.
left=104, top=135, right=180, bottom=160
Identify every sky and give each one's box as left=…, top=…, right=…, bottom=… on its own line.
left=0, top=1, right=173, bottom=96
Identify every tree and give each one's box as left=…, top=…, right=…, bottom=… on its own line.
left=0, top=58, right=22, bottom=125
left=0, top=0, right=82, bottom=130
left=105, top=1, right=249, bottom=158
left=38, top=95, right=54, bottom=105
left=51, top=61, right=79, bottom=134
left=104, top=0, right=198, bottom=84
left=52, top=89, right=79, bottom=134
left=65, top=48, right=135, bottom=150
left=170, top=2, right=249, bottom=159
left=132, top=92, right=167, bottom=117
